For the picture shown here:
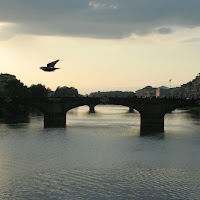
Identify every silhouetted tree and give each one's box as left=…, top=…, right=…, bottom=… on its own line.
left=89, top=91, right=135, bottom=98
left=29, top=84, right=49, bottom=98
left=53, top=86, right=79, bottom=97
left=1, top=79, right=30, bottom=122
left=3, top=79, right=30, bottom=98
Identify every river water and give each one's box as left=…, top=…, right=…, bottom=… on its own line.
left=0, top=105, right=200, bottom=200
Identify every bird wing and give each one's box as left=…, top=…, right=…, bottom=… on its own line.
left=47, top=60, right=60, bottom=68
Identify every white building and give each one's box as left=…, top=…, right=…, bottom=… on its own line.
left=135, top=86, right=156, bottom=98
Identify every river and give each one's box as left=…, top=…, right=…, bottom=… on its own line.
left=0, top=105, right=200, bottom=200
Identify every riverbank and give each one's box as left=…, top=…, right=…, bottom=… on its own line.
left=190, top=106, right=200, bottom=115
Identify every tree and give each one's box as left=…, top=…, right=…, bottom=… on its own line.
left=89, top=91, right=135, bottom=98
left=1, top=79, right=30, bottom=122
left=3, top=79, right=30, bottom=98
left=29, top=84, right=49, bottom=98
left=53, top=86, right=78, bottom=97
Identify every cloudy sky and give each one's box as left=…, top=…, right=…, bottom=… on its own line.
left=0, top=0, right=200, bottom=94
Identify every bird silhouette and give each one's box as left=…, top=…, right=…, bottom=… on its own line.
left=40, top=60, right=60, bottom=72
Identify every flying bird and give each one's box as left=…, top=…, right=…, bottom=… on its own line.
left=40, top=60, right=60, bottom=72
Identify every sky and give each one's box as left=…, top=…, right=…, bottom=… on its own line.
left=0, top=0, right=200, bottom=94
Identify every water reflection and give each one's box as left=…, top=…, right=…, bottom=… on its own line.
left=140, top=131, right=165, bottom=139
left=186, top=112, right=200, bottom=124
left=0, top=115, right=30, bottom=129
left=5, top=123, right=29, bottom=129
left=4, top=116, right=30, bottom=124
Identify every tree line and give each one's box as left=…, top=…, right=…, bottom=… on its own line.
left=89, top=91, right=135, bottom=98
left=0, top=79, right=80, bottom=123
left=0, top=79, right=79, bottom=98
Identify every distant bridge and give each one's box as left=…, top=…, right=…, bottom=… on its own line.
left=0, top=97, right=198, bottom=133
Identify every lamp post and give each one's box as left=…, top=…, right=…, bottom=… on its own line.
left=169, top=79, right=172, bottom=88
left=169, top=79, right=172, bottom=98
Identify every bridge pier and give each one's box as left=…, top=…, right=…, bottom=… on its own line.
left=140, top=113, right=164, bottom=133
left=44, top=112, right=66, bottom=128
left=89, top=105, right=95, bottom=113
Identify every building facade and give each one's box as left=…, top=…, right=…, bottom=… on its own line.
left=135, top=86, right=156, bottom=98
left=170, top=73, right=200, bottom=99
left=156, top=86, right=170, bottom=98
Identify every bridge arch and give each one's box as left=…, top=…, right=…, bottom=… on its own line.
left=66, top=104, right=141, bottom=129
left=67, top=103, right=141, bottom=115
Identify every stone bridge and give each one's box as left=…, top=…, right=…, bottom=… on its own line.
left=0, top=97, right=197, bottom=133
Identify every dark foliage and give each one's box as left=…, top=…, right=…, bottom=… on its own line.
left=3, top=79, right=30, bottom=98
left=29, top=84, right=49, bottom=98
left=53, top=86, right=78, bottom=97
left=0, top=79, right=30, bottom=122
left=89, top=91, right=135, bottom=98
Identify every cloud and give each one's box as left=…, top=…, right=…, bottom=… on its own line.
left=0, top=23, right=19, bottom=40
left=154, top=27, right=173, bottom=35
left=89, top=1, right=118, bottom=10
left=182, top=37, right=200, bottom=43
left=0, top=0, right=200, bottom=39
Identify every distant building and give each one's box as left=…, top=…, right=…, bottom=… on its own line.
left=156, top=86, right=170, bottom=98
left=135, top=86, right=156, bottom=98
left=170, top=87, right=182, bottom=99
left=0, top=73, right=16, bottom=92
left=170, top=73, right=200, bottom=99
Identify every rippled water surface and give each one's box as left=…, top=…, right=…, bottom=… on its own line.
left=0, top=106, right=200, bottom=200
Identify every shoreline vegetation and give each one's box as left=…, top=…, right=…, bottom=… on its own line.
left=189, top=106, right=200, bottom=115
left=89, top=91, right=135, bottom=98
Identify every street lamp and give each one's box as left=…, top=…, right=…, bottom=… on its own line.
left=169, top=79, right=172, bottom=88
left=169, top=79, right=172, bottom=98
